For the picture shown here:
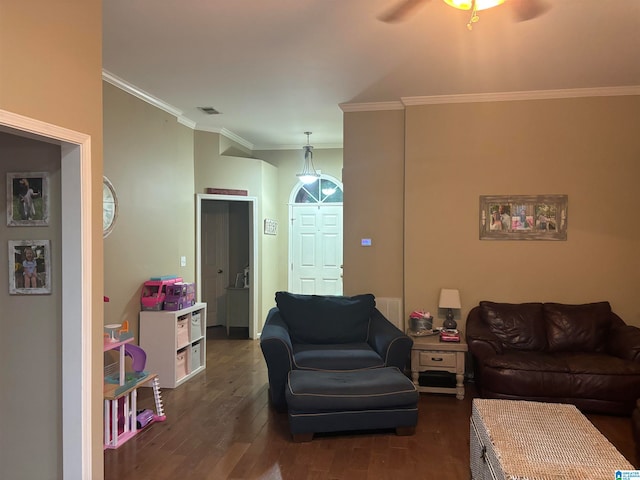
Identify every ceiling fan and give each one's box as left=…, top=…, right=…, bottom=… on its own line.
left=379, top=0, right=550, bottom=28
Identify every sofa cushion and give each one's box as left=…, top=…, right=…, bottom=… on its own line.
left=543, top=302, right=612, bottom=353
left=479, top=351, right=640, bottom=407
left=479, top=301, right=547, bottom=351
left=275, top=291, right=375, bottom=344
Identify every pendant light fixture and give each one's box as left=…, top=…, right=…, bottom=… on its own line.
left=296, top=132, right=320, bottom=185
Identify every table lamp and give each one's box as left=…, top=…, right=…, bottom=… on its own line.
left=439, top=288, right=461, bottom=330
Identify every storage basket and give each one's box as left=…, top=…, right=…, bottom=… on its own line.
left=176, top=348, right=188, bottom=380
left=191, top=311, right=202, bottom=342
left=176, top=316, right=189, bottom=348
left=410, top=315, right=433, bottom=332
left=191, top=342, right=202, bottom=370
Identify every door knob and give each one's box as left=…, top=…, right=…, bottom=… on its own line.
left=217, top=269, right=223, bottom=274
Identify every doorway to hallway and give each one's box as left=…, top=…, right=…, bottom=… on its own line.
left=196, top=194, right=258, bottom=339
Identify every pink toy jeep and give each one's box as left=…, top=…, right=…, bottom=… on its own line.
left=140, top=277, right=182, bottom=311
left=164, top=282, right=196, bottom=311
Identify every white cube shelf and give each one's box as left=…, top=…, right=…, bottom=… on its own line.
left=140, top=303, right=207, bottom=388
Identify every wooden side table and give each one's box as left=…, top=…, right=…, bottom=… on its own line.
left=410, top=333, right=468, bottom=399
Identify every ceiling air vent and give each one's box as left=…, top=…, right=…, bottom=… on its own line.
left=198, top=106, right=220, bottom=115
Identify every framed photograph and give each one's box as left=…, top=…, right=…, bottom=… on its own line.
left=480, top=195, right=568, bottom=240
left=6, top=172, right=50, bottom=226
left=9, top=239, right=51, bottom=294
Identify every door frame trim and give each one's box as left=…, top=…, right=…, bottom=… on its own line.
left=0, top=109, right=93, bottom=479
left=196, top=194, right=258, bottom=339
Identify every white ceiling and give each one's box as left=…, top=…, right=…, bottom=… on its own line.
left=103, top=0, right=640, bottom=150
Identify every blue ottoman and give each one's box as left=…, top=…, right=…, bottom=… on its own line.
left=285, top=367, right=419, bottom=442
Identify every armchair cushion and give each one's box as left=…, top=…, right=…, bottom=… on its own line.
left=292, top=343, right=385, bottom=371
left=275, top=291, right=375, bottom=344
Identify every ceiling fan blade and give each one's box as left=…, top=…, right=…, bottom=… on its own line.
left=378, top=0, right=430, bottom=23
left=509, top=0, right=551, bottom=22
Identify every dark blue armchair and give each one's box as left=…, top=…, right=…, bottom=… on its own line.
left=260, top=292, right=413, bottom=412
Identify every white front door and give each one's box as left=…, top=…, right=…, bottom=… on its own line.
left=291, top=204, right=343, bottom=295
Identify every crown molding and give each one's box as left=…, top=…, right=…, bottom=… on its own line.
left=254, top=143, right=344, bottom=151
left=402, top=85, right=640, bottom=106
left=194, top=125, right=254, bottom=150
left=102, top=70, right=255, bottom=149
left=102, top=70, right=186, bottom=118
left=339, top=86, right=640, bottom=112
left=177, top=116, right=197, bottom=129
left=339, top=101, right=405, bottom=112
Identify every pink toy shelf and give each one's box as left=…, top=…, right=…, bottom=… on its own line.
left=103, top=334, right=167, bottom=449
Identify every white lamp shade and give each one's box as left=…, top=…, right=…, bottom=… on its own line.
left=296, top=144, right=320, bottom=184
left=439, top=288, right=461, bottom=309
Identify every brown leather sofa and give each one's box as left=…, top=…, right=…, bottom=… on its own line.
left=466, top=301, right=640, bottom=415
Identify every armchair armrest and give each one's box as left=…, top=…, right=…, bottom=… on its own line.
left=606, top=324, right=640, bottom=362
left=367, top=308, right=413, bottom=369
left=466, top=306, right=503, bottom=359
left=260, top=307, right=294, bottom=412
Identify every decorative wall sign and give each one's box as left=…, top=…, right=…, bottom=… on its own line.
left=479, top=195, right=568, bottom=240
left=205, top=188, right=248, bottom=196
left=264, top=218, right=278, bottom=235
left=9, top=239, right=52, bottom=294
left=6, top=172, right=49, bottom=226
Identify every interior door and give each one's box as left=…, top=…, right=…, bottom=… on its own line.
left=201, top=201, right=229, bottom=326
left=291, top=204, right=343, bottom=295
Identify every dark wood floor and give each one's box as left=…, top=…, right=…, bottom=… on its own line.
left=105, top=327, right=638, bottom=479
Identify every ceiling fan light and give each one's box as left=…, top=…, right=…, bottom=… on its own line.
left=443, top=0, right=472, bottom=10
left=442, top=0, right=504, bottom=11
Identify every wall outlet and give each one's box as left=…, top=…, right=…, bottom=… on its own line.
left=180, top=256, right=187, bottom=267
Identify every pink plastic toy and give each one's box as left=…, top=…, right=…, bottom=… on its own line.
left=103, top=338, right=167, bottom=449
left=164, top=282, right=196, bottom=311
left=140, top=277, right=182, bottom=311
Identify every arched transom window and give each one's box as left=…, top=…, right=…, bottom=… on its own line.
left=294, top=177, right=343, bottom=204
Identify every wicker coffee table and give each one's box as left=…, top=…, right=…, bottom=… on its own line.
left=471, top=399, right=634, bottom=480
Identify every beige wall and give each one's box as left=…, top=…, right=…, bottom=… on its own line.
left=0, top=0, right=103, bottom=477
left=0, top=134, right=63, bottom=478
left=193, top=131, right=280, bottom=328
left=344, top=95, right=640, bottom=331
left=103, top=93, right=336, bottom=339
left=259, top=161, right=279, bottom=325
left=103, top=83, right=196, bottom=340
left=342, top=110, right=405, bottom=299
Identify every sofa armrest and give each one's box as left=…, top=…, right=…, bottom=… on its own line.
left=466, top=306, right=503, bottom=358
left=606, top=324, right=640, bottom=362
left=367, top=308, right=413, bottom=369
left=260, top=307, right=294, bottom=412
